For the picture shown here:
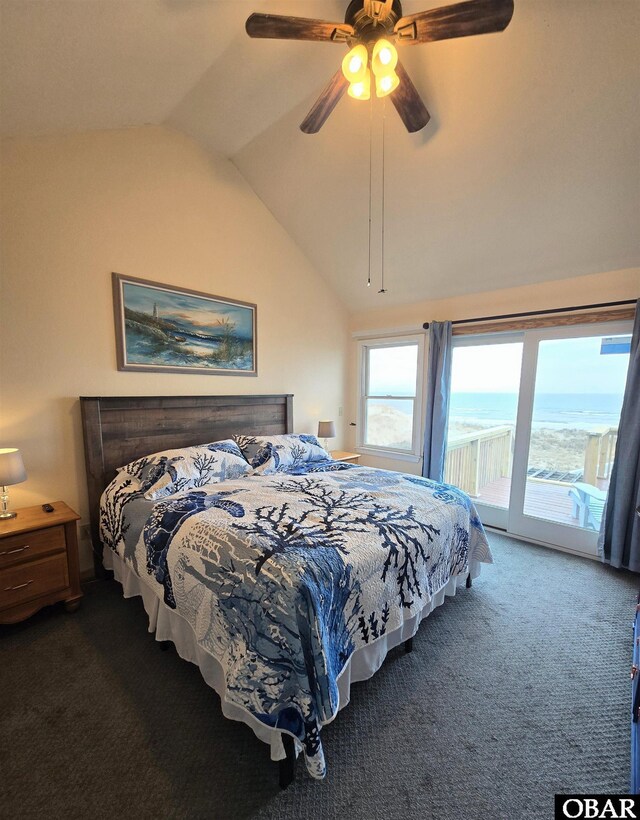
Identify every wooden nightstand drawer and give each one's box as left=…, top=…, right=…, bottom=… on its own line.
left=0, top=525, right=66, bottom=569
left=0, top=552, right=69, bottom=611
left=0, top=501, right=82, bottom=623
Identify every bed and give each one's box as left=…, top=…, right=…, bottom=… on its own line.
left=81, top=394, right=492, bottom=785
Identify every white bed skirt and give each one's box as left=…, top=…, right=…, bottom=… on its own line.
left=103, top=549, right=483, bottom=763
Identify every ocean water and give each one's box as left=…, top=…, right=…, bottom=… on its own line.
left=372, top=393, right=624, bottom=430
left=449, top=392, right=623, bottom=429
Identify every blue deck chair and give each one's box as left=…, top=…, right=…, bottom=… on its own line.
left=568, top=482, right=607, bottom=530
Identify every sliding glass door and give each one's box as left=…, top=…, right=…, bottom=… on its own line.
left=446, top=321, right=632, bottom=556
left=445, top=333, right=524, bottom=529
left=508, top=322, right=631, bottom=556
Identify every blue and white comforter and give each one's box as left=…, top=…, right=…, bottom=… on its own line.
left=100, top=462, right=492, bottom=778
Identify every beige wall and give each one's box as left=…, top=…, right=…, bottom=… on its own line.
left=348, top=267, right=639, bottom=474
left=0, top=126, right=349, bottom=571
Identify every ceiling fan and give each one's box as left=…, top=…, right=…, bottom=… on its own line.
left=246, top=0, right=514, bottom=134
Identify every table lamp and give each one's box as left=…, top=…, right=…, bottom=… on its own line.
left=0, top=448, right=27, bottom=519
left=317, top=421, right=336, bottom=452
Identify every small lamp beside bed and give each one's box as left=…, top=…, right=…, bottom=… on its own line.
left=0, top=448, right=27, bottom=519
left=317, top=420, right=336, bottom=454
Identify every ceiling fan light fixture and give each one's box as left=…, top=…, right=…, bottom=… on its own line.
left=375, top=69, right=399, bottom=97
left=342, top=44, right=368, bottom=84
left=371, top=38, right=398, bottom=77
left=246, top=0, right=514, bottom=134
left=348, top=69, right=371, bottom=100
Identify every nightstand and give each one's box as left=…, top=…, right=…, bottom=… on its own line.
left=330, top=451, right=361, bottom=464
left=0, top=501, right=82, bottom=625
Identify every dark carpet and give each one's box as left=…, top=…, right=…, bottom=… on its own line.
left=1, top=533, right=637, bottom=820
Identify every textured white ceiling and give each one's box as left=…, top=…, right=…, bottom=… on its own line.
left=0, top=1, right=346, bottom=151
left=1, top=0, right=232, bottom=134
left=2, top=0, right=639, bottom=310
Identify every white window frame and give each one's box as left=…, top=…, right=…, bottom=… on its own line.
left=356, top=333, right=426, bottom=462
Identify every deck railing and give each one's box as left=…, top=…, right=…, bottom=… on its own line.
left=445, top=424, right=618, bottom=499
left=445, top=426, right=512, bottom=497
left=583, top=426, right=618, bottom=485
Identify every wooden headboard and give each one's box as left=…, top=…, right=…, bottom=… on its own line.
left=80, top=394, right=293, bottom=571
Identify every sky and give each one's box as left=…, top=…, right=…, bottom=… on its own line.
left=368, top=344, right=418, bottom=395
left=450, top=336, right=631, bottom=394
left=369, top=334, right=632, bottom=397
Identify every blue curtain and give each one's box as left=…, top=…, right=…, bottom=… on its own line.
left=422, top=321, right=453, bottom=481
left=599, top=299, right=640, bottom=570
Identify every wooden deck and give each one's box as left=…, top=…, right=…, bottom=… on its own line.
left=476, top=476, right=579, bottom=527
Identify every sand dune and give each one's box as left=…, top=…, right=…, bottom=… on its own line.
left=367, top=405, right=614, bottom=473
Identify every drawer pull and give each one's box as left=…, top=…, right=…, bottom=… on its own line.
left=0, top=545, right=30, bottom=557
left=4, top=580, right=33, bottom=592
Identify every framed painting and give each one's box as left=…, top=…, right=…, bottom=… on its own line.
left=112, top=273, right=257, bottom=376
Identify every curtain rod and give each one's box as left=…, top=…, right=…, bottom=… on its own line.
left=422, top=298, right=637, bottom=330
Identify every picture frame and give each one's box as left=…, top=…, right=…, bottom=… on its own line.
left=112, top=272, right=257, bottom=376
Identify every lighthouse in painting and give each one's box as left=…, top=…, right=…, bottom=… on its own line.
left=152, top=302, right=159, bottom=319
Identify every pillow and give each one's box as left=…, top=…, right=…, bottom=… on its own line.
left=119, top=439, right=251, bottom=499
left=233, top=434, right=330, bottom=475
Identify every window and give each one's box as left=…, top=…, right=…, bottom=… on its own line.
left=357, top=334, right=425, bottom=460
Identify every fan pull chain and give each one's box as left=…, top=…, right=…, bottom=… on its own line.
left=379, top=96, right=387, bottom=294
left=367, top=94, right=373, bottom=288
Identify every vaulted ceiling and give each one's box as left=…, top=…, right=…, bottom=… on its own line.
left=2, top=0, right=638, bottom=310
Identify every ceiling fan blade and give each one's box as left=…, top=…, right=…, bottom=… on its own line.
left=395, top=0, right=514, bottom=44
left=246, top=13, right=353, bottom=43
left=300, top=70, right=349, bottom=134
left=390, top=61, right=431, bottom=133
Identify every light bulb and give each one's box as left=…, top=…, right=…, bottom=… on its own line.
left=375, top=69, right=399, bottom=98
left=349, top=55, right=363, bottom=74
left=348, top=69, right=371, bottom=100
left=372, top=38, right=398, bottom=77
left=379, top=47, right=393, bottom=66
left=342, top=44, right=368, bottom=84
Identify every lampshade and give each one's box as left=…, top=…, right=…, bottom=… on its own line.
left=341, top=44, right=368, bottom=84
left=0, top=448, right=27, bottom=486
left=317, top=421, right=336, bottom=440
left=348, top=69, right=371, bottom=101
left=375, top=70, right=400, bottom=98
left=371, top=39, right=398, bottom=77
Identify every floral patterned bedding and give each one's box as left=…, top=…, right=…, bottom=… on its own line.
left=100, top=461, right=492, bottom=778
